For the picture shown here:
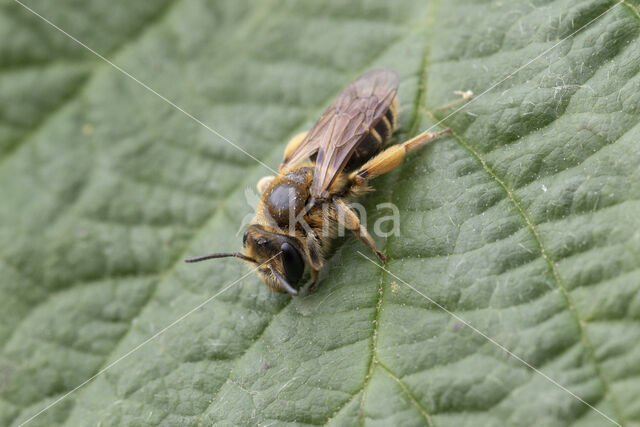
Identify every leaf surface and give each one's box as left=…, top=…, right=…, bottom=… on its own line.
left=1, top=0, right=640, bottom=426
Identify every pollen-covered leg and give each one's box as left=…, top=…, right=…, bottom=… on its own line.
left=282, top=131, right=308, bottom=163
left=349, top=128, right=451, bottom=186
left=334, top=198, right=386, bottom=263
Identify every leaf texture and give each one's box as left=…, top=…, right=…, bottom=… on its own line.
left=1, top=0, right=639, bottom=426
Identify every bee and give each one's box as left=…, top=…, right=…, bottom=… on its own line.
left=186, top=69, right=450, bottom=295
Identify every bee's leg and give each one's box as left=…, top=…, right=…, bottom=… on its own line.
left=306, top=231, right=324, bottom=271
left=333, top=198, right=387, bottom=263
left=283, top=131, right=309, bottom=162
left=257, top=176, right=275, bottom=194
left=349, top=128, right=452, bottom=186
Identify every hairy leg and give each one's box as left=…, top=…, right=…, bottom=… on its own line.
left=333, top=198, right=386, bottom=262
left=349, top=128, right=451, bottom=186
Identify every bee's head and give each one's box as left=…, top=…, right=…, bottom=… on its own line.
left=242, top=225, right=305, bottom=295
left=185, top=225, right=305, bottom=296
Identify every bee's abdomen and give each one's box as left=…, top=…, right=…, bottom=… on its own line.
left=344, top=98, right=398, bottom=171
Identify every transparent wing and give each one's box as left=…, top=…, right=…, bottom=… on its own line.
left=280, top=70, right=399, bottom=198
left=309, top=69, right=398, bottom=197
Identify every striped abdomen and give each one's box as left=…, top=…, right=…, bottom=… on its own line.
left=343, top=97, right=399, bottom=171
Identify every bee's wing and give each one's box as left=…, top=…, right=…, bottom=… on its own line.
left=280, top=133, right=322, bottom=171
left=280, top=70, right=399, bottom=196
left=309, top=69, right=398, bottom=198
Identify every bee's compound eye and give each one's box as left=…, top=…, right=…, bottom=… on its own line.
left=280, top=242, right=304, bottom=287
left=243, top=231, right=249, bottom=246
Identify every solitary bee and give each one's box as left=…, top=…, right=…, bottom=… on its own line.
left=186, top=69, right=450, bottom=295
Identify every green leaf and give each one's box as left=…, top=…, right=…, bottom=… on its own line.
left=1, top=0, right=640, bottom=425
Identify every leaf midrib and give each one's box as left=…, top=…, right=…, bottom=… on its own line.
left=356, top=1, right=441, bottom=425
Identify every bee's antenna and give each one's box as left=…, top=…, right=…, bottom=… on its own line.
left=184, top=252, right=257, bottom=264
left=269, top=265, right=298, bottom=296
